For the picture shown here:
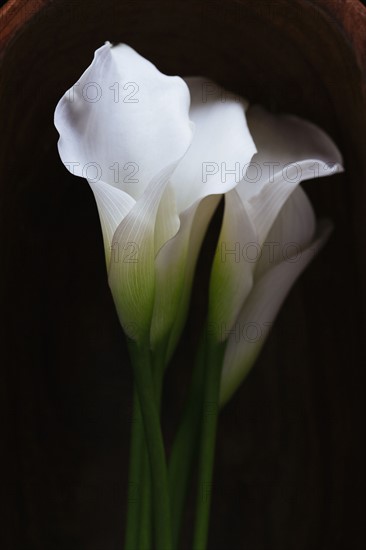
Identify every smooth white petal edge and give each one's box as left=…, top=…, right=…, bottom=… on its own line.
left=238, top=105, right=344, bottom=203
left=153, top=183, right=180, bottom=256
left=55, top=42, right=193, bottom=200
left=219, top=221, right=333, bottom=406
left=170, top=77, right=257, bottom=213
left=88, top=179, right=136, bottom=266
left=243, top=159, right=342, bottom=247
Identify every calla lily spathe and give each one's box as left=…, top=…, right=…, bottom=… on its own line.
left=208, top=107, right=343, bottom=404
left=54, top=42, right=256, bottom=350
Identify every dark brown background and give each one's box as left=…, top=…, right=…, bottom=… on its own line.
left=1, top=1, right=365, bottom=549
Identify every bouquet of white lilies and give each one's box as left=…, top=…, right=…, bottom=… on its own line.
left=54, top=42, right=343, bottom=550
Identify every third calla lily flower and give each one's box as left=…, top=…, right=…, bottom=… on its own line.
left=206, top=106, right=343, bottom=404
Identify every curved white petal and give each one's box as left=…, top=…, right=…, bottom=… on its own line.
left=170, top=77, right=257, bottom=212
left=238, top=105, right=344, bottom=203
left=108, top=164, right=177, bottom=343
left=88, top=179, right=135, bottom=266
left=55, top=43, right=193, bottom=200
left=219, top=221, right=333, bottom=406
left=243, top=160, right=326, bottom=247
left=234, top=106, right=343, bottom=246
left=208, top=189, right=257, bottom=341
left=254, top=186, right=316, bottom=280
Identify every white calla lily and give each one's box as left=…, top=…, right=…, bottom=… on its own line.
left=206, top=106, right=343, bottom=404
left=209, top=105, right=343, bottom=343
left=55, top=43, right=193, bottom=343
left=54, top=43, right=256, bottom=348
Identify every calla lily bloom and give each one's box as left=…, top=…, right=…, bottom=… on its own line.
left=54, top=42, right=256, bottom=349
left=207, top=106, right=343, bottom=405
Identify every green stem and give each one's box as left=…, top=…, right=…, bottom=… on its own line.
left=124, top=388, right=144, bottom=550
left=192, top=337, right=226, bottom=550
left=138, top=448, right=152, bottom=550
left=129, top=341, right=172, bottom=550
left=168, top=335, right=206, bottom=549
left=137, top=344, right=166, bottom=550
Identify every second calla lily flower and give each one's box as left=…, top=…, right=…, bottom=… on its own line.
left=207, top=106, right=343, bottom=404
left=54, top=42, right=256, bottom=351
